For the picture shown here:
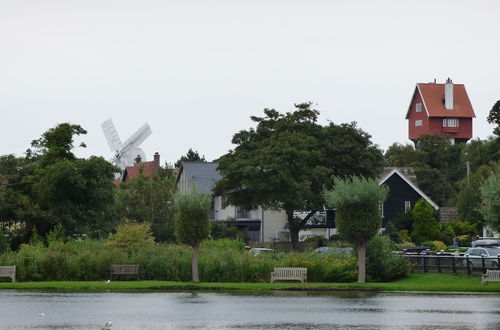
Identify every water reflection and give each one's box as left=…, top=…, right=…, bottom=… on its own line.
left=0, top=290, right=499, bottom=329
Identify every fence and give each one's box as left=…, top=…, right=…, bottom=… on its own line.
left=403, top=255, right=500, bottom=275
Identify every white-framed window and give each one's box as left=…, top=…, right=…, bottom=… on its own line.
left=416, top=103, right=422, bottom=112
left=442, top=118, right=459, bottom=127
left=404, top=201, right=411, bottom=213
left=415, top=120, right=423, bottom=127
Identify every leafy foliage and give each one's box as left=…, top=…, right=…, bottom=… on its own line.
left=325, top=176, right=388, bottom=283
left=106, top=220, right=156, bottom=250
left=479, top=164, right=500, bottom=232
left=325, top=176, right=388, bottom=245
left=174, top=191, right=211, bottom=247
left=410, top=199, right=440, bottom=245
left=487, top=100, right=500, bottom=136
left=215, top=103, right=384, bottom=248
left=174, top=148, right=206, bottom=168
left=115, top=168, right=177, bottom=242
left=365, top=235, right=412, bottom=282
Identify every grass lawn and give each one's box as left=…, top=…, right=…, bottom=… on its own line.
left=0, top=274, right=499, bottom=292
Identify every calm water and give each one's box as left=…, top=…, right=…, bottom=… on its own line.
left=0, top=290, right=499, bottom=329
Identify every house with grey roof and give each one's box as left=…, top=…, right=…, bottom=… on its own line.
left=176, top=161, right=288, bottom=243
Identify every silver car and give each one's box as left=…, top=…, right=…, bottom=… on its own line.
left=464, top=247, right=500, bottom=269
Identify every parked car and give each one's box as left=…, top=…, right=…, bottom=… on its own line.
left=463, top=246, right=500, bottom=269
left=248, top=248, right=274, bottom=256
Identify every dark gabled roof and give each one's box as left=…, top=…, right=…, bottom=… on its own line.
left=406, top=83, right=476, bottom=119
left=379, top=167, right=439, bottom=210
left=176, top=161, right=221, bottom=194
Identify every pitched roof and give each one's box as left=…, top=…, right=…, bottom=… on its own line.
left=176, top=161, right=221, bottom=194
left=122, top=161, right=158, bottom=182
left=406, top=83, right=475, bottom=119
left=379, top=168, right=439, bottom=210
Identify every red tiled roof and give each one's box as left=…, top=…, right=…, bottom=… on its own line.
left=406, top=83, right=475, bottom=119
left=123, top=161, right=158, bottom=182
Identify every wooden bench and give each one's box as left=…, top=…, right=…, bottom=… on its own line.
left=0, top=266, right=16, bottom=282
left=110, top=264, right=140, bottom=280
left=482, top=269, right=500, bottom=285
left=271, top=267, right=307, bottom=283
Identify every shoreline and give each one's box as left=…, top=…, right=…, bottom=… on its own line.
left=0, top=274, right=499, bottom=293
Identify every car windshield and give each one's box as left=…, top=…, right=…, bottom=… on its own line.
left=485, top=247, right=500, bottom=256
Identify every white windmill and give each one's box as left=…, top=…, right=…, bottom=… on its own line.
left=101, top=119, right=152, bottom=172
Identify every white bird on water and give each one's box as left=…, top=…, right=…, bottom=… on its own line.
left=37, top=313, right=45, bottom=318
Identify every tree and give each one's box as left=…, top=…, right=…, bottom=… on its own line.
left=487, top=100, right=500, bottom=136
left=325, top=176, right=388, bottom=283
left=214, top=104, right=384, bottom=249
left=410, top=199, right=440, bottom=244
left=106, top=220, right=156, bottom=249
left=115, top=167, right=177, bottom=242
left=174, top=148, right=206, bottom=168
left=1, top=123, right=117, bottom=243
left=479, top=164, right=500, bottom=232
left=384, top=143, right=425, bottom=168
left=174, top=190, right=211, bottom=282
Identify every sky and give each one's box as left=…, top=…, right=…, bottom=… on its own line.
left=1, top=0, right=499, bottom=166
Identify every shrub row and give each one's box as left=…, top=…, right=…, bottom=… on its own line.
left=0, top=238, right=409, bottom=282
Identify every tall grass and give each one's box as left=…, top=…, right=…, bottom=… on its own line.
left=0, top=238, right=372, bottom=282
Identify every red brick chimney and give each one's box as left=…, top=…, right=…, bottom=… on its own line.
left=153, top=152, right=160, bottom=169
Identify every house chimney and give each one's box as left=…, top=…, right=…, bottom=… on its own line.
left=153, top=152, right=160, bottom=169
left=135, top=155, right=142, bottom=164
left=445, top=78, right=453, bottom=110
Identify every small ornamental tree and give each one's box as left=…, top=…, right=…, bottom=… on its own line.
left=479, top=165, right=500, bottom=232
left=106, top=220, right=156, bottom=250
left=174, top=191, right=211, bottom=282
left=325, top=176, right=388, bottom=283
left=410, top=199, right=440, bottom=245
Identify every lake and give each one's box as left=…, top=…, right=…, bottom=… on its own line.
left=0, top=290, right=499, bottom=329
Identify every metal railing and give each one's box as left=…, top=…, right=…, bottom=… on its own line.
left=403, top=255, right=500, bottom=275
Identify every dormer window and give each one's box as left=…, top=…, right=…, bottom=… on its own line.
left=416, top=103, right=422, bottom=112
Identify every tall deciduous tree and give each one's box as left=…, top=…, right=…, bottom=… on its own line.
left=325, top=176, right=388, bottom=283
left=1, top=123, right=117, bottom=242
left=174, top=190, right=211, bottom=282
left=214, top=103, right=383, bottom=249
left=479, top=164, right=500, bottom=232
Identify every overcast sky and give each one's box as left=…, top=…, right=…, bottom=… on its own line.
left=1, top=0, right=499, bottom=166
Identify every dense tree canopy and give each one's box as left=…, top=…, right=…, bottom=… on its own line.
left=0, top=123, right=117, bottom=244
left=479, top=165, right=500, bottom=232
left=214, top=103, right=384, bottom=248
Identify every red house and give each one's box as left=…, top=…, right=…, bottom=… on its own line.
left=406, top=78, right=475, bottom=145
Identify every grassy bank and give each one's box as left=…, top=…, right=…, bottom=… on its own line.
left=0, top=274, right=499, bottom=293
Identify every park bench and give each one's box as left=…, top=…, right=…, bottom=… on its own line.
left=271, top=267, right=307, bottom=283
left=482, top=269, right=500, bottom=285
left=110, top=264, right=140, bottom=280
left=0, top=266, right=16, bottom=282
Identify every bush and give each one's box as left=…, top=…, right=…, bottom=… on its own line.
left=365, top=235, right=412, bottom=282
left=0, top=229, right=10, bottom=253
left=210, top=221, right=248, bottom=242
left=303, top=236, right=327, bottom=247
left=106, top=220, right=156, bottom=250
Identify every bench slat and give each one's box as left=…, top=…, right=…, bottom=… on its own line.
left=271, top=267, right=307, bottom=283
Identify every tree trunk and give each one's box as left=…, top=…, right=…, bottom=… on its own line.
left=289, top=226, right=300, bottom=251
left=357, top=242, right=366, bottom=283
left=192, top=241, right=200, bottom=282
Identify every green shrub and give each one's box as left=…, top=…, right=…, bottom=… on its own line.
left=106, top=220, right=156, bottom=250
left=0, top=229, right=10, bottom=253
left=365, top=235, right=412, bottom=282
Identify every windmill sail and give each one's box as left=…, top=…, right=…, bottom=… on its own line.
left=101, top=119, right=152, bottom=172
